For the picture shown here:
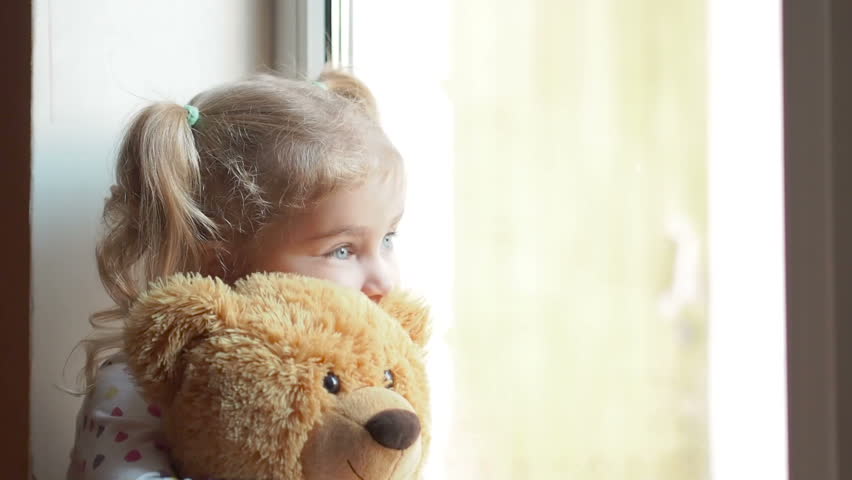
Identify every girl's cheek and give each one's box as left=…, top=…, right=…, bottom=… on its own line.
left=301, top=260, right=360, bottom=291
left=334, top=266, right=367, bottom=291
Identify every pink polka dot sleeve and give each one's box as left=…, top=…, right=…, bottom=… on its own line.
left=66, top=354, right=185, bottom=480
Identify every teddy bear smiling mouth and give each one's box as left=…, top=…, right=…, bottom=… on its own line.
left=347, top=459, right=366, bottom=480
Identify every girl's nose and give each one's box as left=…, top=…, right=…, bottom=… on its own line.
left=362, top=258, right=396, bottom=303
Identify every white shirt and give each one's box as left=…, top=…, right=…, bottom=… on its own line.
left=66, top=354, right=185, bottom=480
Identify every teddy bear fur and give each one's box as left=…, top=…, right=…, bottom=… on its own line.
left=123, top=272, right=431, bottom=480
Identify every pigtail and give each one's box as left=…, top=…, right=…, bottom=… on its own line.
left=79, top=103, right=217, bottom=388
left=317, top=69, right=380, bottom=122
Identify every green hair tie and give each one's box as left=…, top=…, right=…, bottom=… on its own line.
left=184, top=104, right=200, bottom=127
left=313, top=80, right=329, bottom=91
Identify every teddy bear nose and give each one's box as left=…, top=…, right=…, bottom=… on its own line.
left=364, top=409, right=421, bottom=450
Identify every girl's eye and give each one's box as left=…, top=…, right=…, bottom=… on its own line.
left=331, top=246, right=352, bottom=260
left=324, top=372, right=341, bottom=394
left=382, top=233, right=396, bottom=250
left=383, top=369, right=395, bottom=389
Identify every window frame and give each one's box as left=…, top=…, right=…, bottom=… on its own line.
left=274, top=0, right=327, bottom=78
left=784, top=0, right=852, bottom=479
left=272, top=1, right=852, bottom=476
left=274, top=0, right=352, bottom=78
left=2, top=1, right=31, bottom=477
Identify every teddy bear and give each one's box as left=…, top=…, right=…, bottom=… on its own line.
left=123, top=272, right=431, bottom=480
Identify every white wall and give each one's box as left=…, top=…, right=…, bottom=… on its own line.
left=31, top=2, right=272, bottom=478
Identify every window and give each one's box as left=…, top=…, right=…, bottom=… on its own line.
left=349, top=0, right=785, bottom=478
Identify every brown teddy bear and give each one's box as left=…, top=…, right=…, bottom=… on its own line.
left=123, top=272, right=431, bottom=480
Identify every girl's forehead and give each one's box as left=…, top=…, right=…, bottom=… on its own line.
left=275, top=175, right=405, bottom=242
left=310, top=176, right=405, bottom=227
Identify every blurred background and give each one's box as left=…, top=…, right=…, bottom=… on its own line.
left=32, top=1, right=785, bottom=479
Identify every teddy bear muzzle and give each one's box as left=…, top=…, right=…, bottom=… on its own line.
left=301, top=387, right=424, bottom=480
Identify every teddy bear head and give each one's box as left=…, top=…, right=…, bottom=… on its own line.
left=124, top=272, right=430, bottom=480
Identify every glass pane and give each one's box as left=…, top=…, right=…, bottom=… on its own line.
left=354, top=1, right=708, bottom=478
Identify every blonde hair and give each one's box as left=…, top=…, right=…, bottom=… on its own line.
left=77, top=70, right=401, bottom=388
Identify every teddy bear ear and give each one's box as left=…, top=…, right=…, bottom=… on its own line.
left=124, top=273, right=236, bottom=406
left=379, top=290, right=431, bottom=348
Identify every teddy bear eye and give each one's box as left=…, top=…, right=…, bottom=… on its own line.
left=323, top=372, right=341, bottom=394
left=383, top=369, right=395, bottom=389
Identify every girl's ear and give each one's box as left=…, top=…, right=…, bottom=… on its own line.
left=124, top=273, right=239, bottom=406
left=379, top=291, right=431, bottom=348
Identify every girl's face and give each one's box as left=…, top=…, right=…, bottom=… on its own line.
left=238, top=175, right=405, bottom=302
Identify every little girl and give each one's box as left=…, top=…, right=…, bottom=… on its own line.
left=67, top=70, right=406, bottom=479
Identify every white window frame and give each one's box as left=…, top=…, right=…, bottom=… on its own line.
left=327, top=0, right=353, bottom=70
left=708, top=1, right=787, bottom=478
left=274, top=0, right=328, bottom=79
left=274, top=0, right=352, bottom=78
